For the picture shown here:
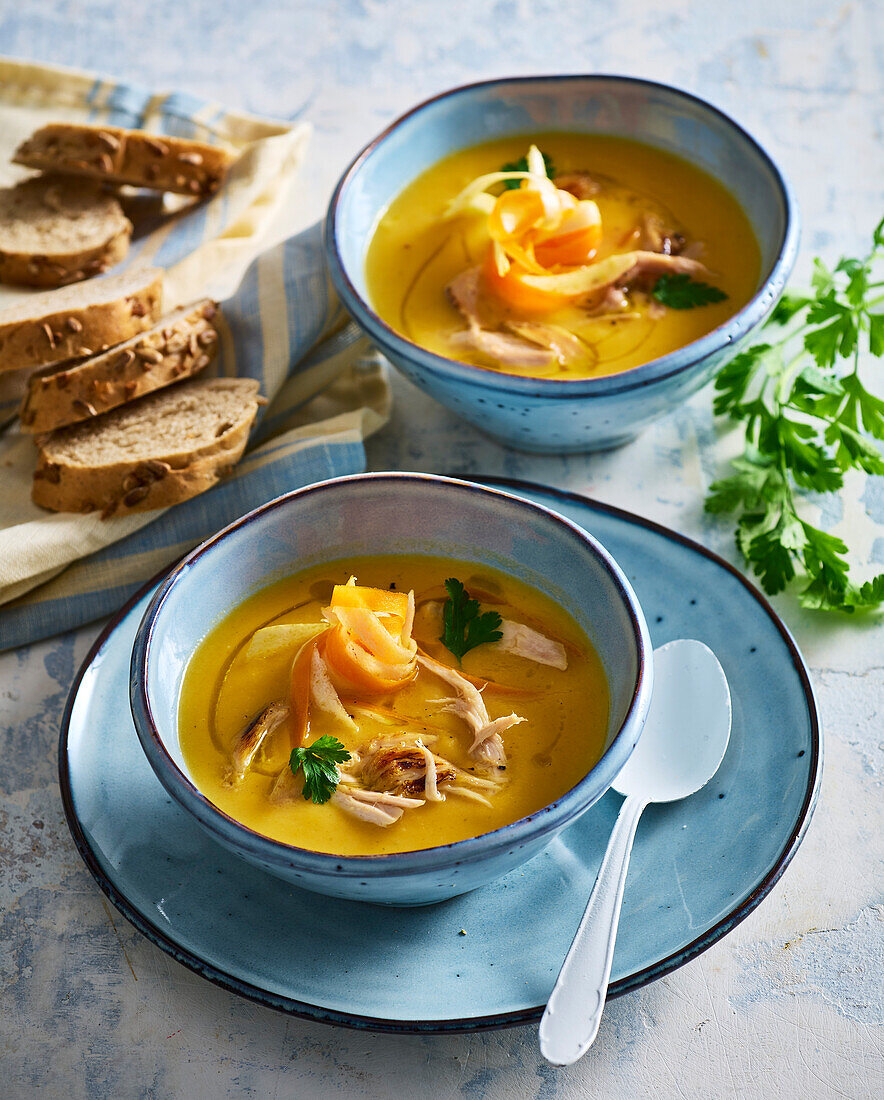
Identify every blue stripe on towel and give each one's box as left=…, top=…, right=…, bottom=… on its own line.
left=153, top=200, right=211, bottom=268
left=160, top=93, right=208, bottom=139
left=102, top=81, right=155, bottom=126
left=282, top=227, right=331, bottom=349
left=223, top=252, right=265, bottom=384
left=0, top=435, right=367, bottom=652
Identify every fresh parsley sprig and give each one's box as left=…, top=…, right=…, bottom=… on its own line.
left=290, top=736, right=351, bottom=804
left=653, top=273, right=728, bottom=309
left=440, top=578, right=503, bottom=661
left=706, top=216, right=884, bottom=612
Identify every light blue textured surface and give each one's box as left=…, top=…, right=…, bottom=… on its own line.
left=2, top=2, right=883, bottom=1097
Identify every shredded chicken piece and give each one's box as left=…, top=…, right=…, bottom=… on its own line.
left=444, top=786, right=494, bottom=807
left=269, top=763, right=299, bottom=804
left=638, top=212, right=686, bottom=256
left=457, top=708, right=525, bottom=767
left=554, top=172, right=601, bottom=199
left=348, top=702, right=403, bottom=726
left=449, top=326, right=557, bottom=371
left=358, top=736, right=456, bottom=796
left=446, top=764, right=501, bottom=790
left=492, top=620, right=568, bottom=670
left=340, top=786, right=425, bottom=809
left=446, top=266, right=486, bottom=329
left=447, top=267, right=559, bottom=371
left=587, top=285, right=631, bottom=315
left=620, top=251, right=707, bottom=284
left=417, top=653, right=524, bottom=768
left=505, top=321, right=591, bottom=368
left=416, top=741, right=444, bottom=801
left=331, top=790, right=404, bottom=826
left=309, top=647, right=356, bottom=729
left=223, top=701, right=289, bottom=788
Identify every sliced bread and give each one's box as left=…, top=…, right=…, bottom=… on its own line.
left=0, top=266, right=163, bottom=373
left=32, top=377, right=261, bottom=516
left=0, top=176, right=132, bottom=288
left=20, top=300, right=220, bottom=433
left=14, top=124, right=237, bottom=198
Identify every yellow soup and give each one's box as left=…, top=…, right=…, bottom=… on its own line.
left=179, top=556, right=610, bottom=855
left=366, top=134, right=760, bottom=380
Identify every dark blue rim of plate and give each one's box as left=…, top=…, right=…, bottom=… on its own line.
left=57, top=477, right=822, bottom=1035
left=129, top=472, right=651, bottom=879
left=325, top=73, right=801, bottom=398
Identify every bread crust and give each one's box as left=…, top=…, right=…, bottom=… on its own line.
left=0, top=178, right=133, bottom=288
left=14, top=124, right=237, bottom=198
left=0, top=268, right=163, bottom=373
left=0, top=226, right=131, bottom=288
left=32, top=379, right=260, bottom=517
left=20, top=300, right=219, bottom=432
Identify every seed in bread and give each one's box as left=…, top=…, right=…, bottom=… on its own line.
left=0, top=266, right=163, bottom=373
left=32, top=377, right=261, bottom=516
left=14, top=124, right=237, bottom=198
left=0, top=177, right=132, bottom=288
left=20, top=300, right=220, bottom=432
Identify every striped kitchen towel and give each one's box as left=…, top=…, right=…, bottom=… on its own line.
left=0, top=58, right=390, bottom=651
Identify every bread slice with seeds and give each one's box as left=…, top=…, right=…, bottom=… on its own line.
left=0, top=266, right=162, bottom=373
left=14, top=124, right=237, bottom=198
left=20, top=300, right=220, bottom=433
left=32, top=377, right=261, bottom=516
left=0, top=176, right=132, bottom=288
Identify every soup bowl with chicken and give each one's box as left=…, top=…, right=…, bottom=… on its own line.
left=131, top=473, right=652, bottom=906
left=326, top=75, right=799, bottom=452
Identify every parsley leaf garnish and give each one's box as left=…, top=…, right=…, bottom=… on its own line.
left=500, top=151, right=555, bottom=190
left=290, top=736, right=351, bottom=804
left=652, top=273, right=728, bottom=309
left=706, top=217, right=884, bottom=612
left=440, top=578, right=503, bottom=661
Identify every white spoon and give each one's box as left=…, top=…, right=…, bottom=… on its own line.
left=539, top=638, right=732, bottom=1066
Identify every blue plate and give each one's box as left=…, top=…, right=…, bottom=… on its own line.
left=59, top=479, right=821, bottom=1033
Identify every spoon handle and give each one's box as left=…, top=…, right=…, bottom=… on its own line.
left=539, top=791, right=649, bottom=1065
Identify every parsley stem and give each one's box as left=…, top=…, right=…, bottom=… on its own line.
left=775, top=349, right=809, bottom=405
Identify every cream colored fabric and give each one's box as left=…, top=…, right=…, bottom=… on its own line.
left=0, top=57, right=389, bottom=635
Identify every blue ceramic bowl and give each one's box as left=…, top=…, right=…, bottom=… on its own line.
left=130, top=473, right=653, bottom=906
left=326, top=75, right=799, bottom=453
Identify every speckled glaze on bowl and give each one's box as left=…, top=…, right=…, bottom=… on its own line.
left=130, top=473, right=653, bottom=907
left=326, top=75, right=800, bottom=453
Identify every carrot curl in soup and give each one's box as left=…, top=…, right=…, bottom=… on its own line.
left=178, top=556, right=610, bottom=856
left=365, top=134, right=761, bottom=379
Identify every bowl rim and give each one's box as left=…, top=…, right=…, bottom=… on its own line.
left=325, top=72, right=801, bottom=398
left=130, top=471, right=653, bottom=879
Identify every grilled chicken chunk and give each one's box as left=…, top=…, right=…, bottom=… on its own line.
left=223, top=700, right=289, bottom=787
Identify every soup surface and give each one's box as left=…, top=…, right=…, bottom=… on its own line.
left=366, top=133, right=760, bottom=379
left=179, top=556, right=610, bottom=855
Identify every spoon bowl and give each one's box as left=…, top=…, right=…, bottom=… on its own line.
left=539, top=638, right=732, bottom=1065
left=613, top=639, right=732, bottom=803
